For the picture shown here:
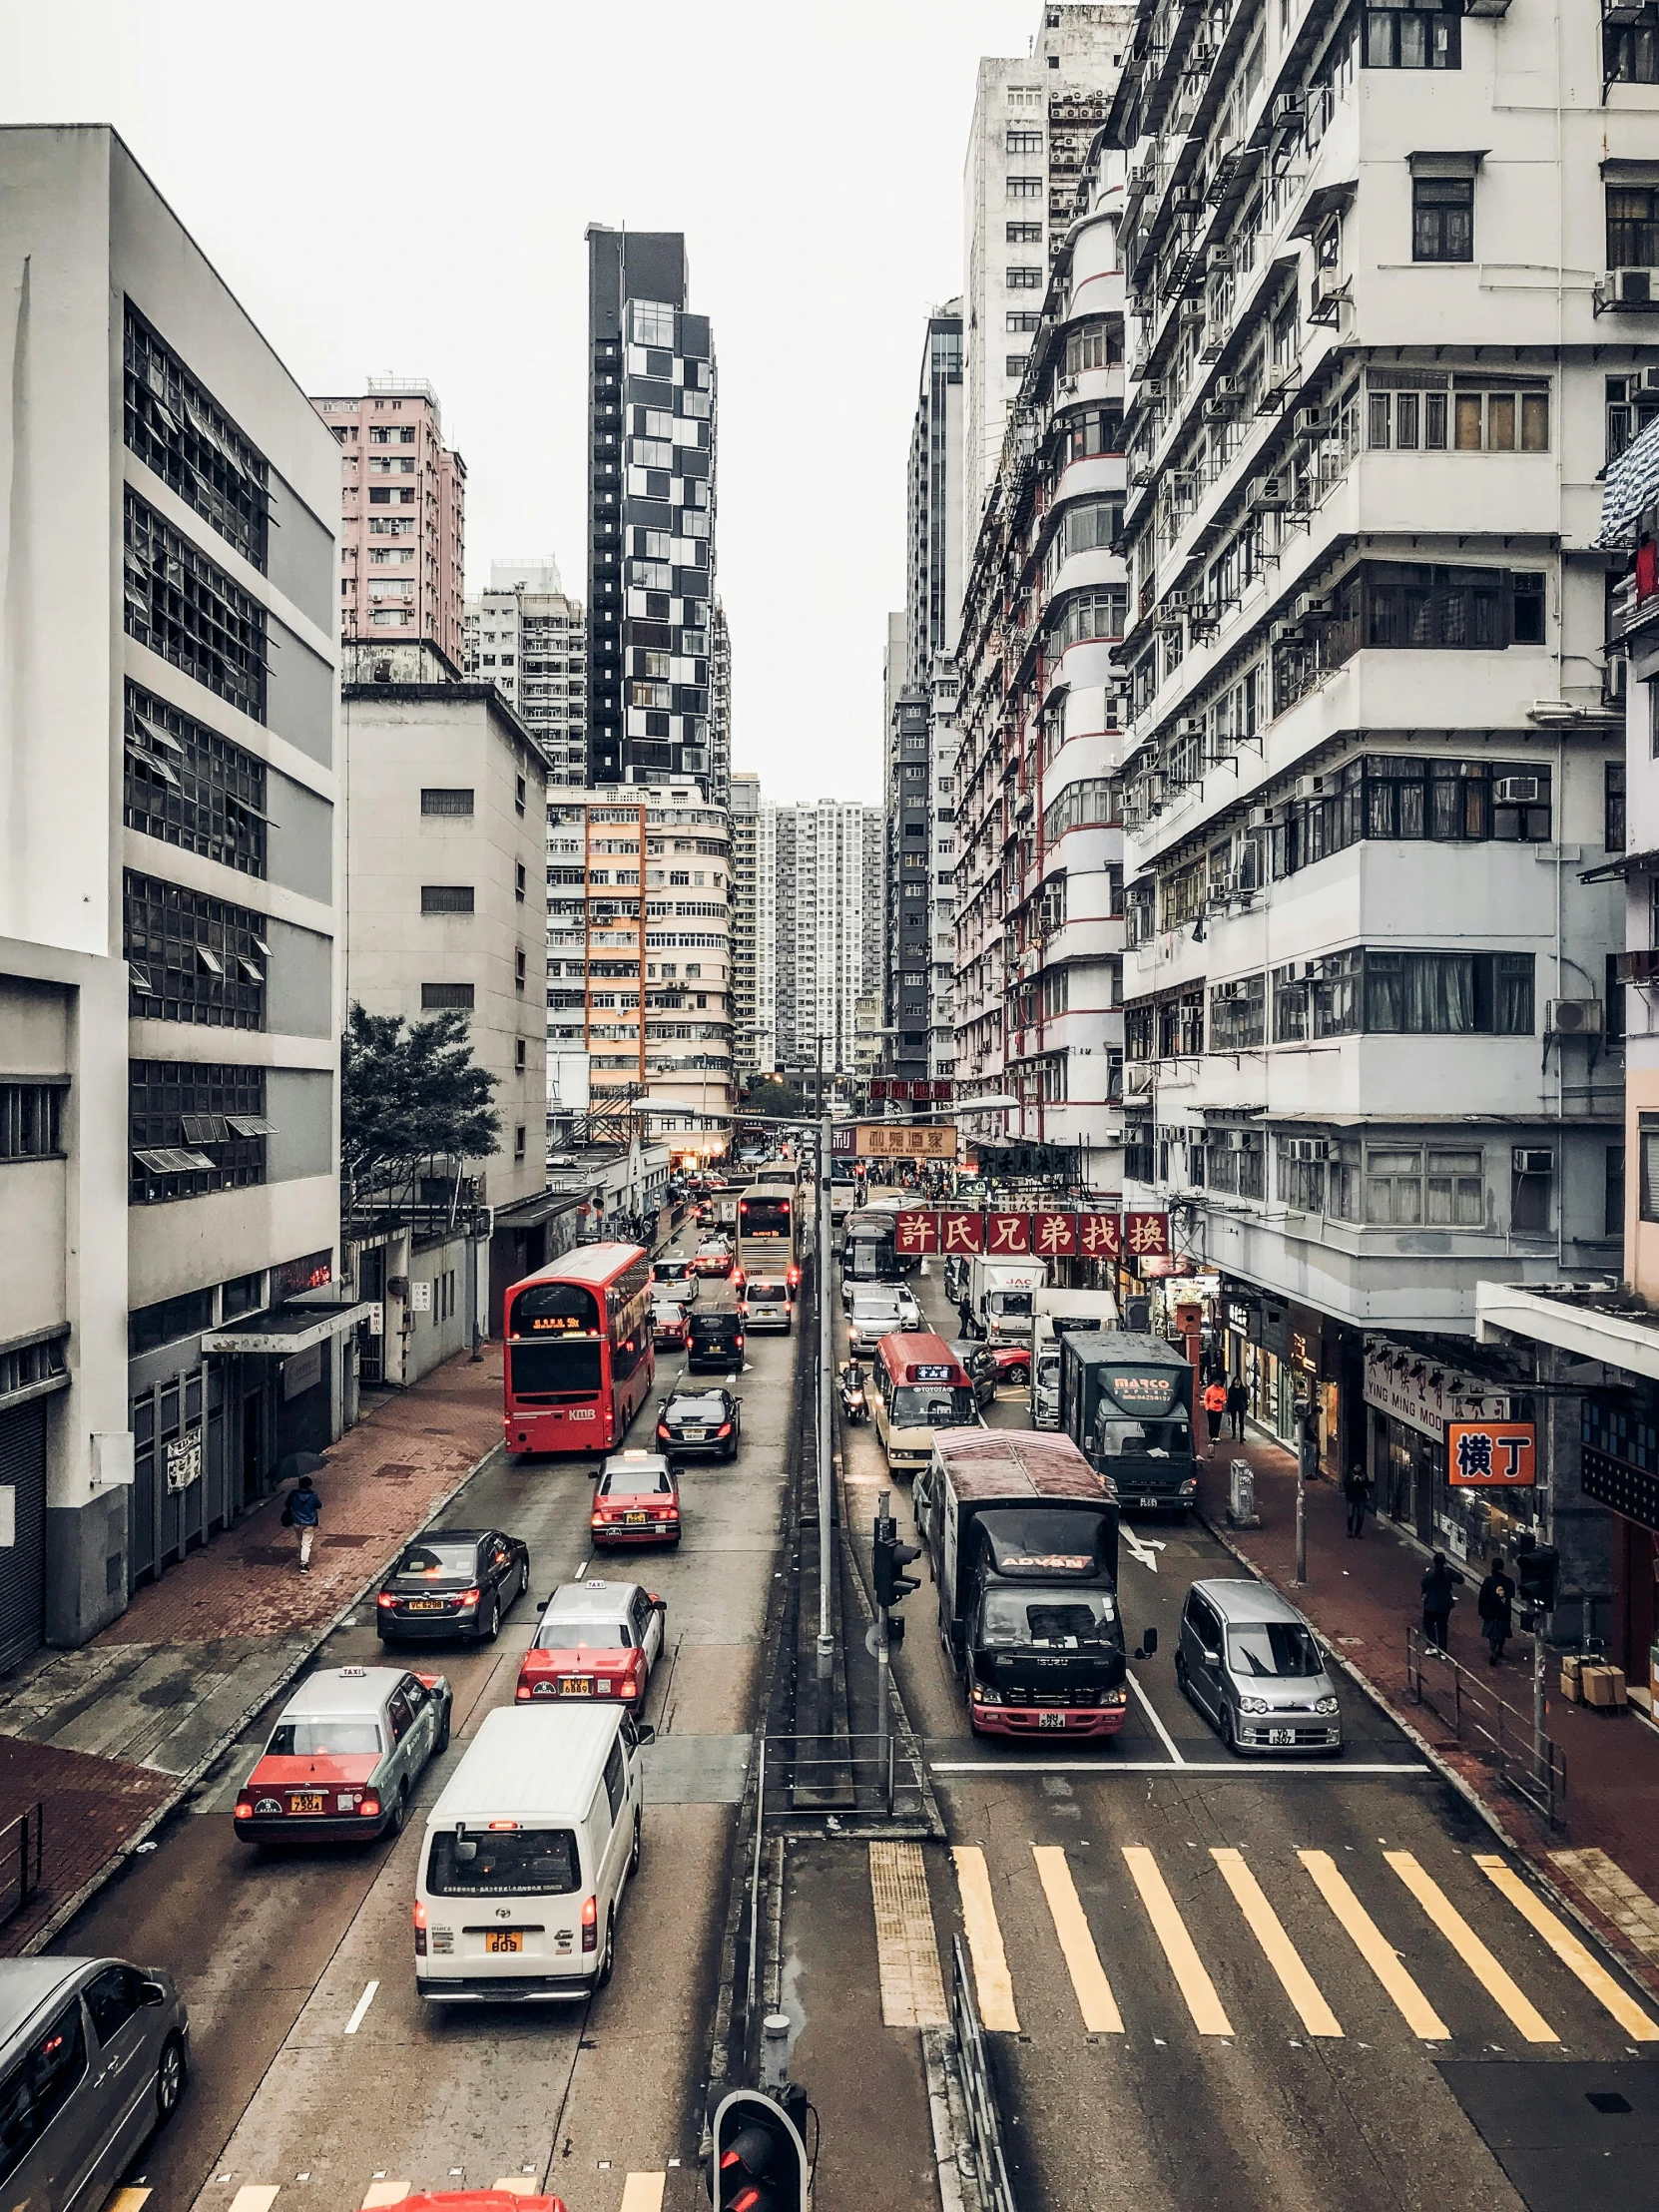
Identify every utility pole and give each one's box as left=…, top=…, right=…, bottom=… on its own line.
left=817, top=1033, right=833, bottom=1681
left=874, top=1487, right=891, bottom=1763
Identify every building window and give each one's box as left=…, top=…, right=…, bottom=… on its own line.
left=1364, top=563, right=1540, bottom=650
left=0, top=1084, right=64, bottom=1160
left=124, top=869, right=268, bottom=1030
left=1052, top=588, right=1128, bottom=649
left=128, top=1289, right=216, bottom=1358
left=420, top=788, right=474, bottom=817
left=1607, top=373, right=1659, bottom=463
left=123, top=683, right=268, bottom=877
left=1007, top=177, right=1044, bottom=201
left=123, top=303, right=269, bottom=572
left=514, top=1125, right=527, bottom=1161
left=1006, top=266, right=1043, bottom=289
left=1064, top=322, right=1122, bottom=376
left=1209, top=973, right=1266, bottom=1050
left=630, top=300, right=677, bottom=347
left=1007, top=128, right=1043, bottom=154
left=1608, top=186, right=1659, bottom=271
left=1363, top=0, right=1460, bottom=70
left=421, top=982, right=474, bottom=1010
left=129, top=1060, right=269, bottom=1204
left=515, top=862, right=527, bottom=902
left=1277, top=1139, right=1328, bottom=1213
left=1006, top=310, right=1042, bottom=334
left=1061, top=500, right=1123, bottom=558
left=1607, top=762, right=1627, bottom=853
left=515, top=948, right=527, bottom=991
left=1510, top=1148, right=1553, bottom=1234
left=124, top=493, right=267, bottom=724
left=1606, top=4, right=1659, bottom=84
left=515, top=774, right=527, bottom=817
left=1607, top=1143, right=1626, bottom=1236
left=1641, top=1115, right=1659, bottom=1223
left=421, top=885, right=475, bottom=914
left=1064, top=407, right=1125, bottom=459
left=1412, top=177, right=1473, bottom=263
left=1007, top=221, right=1043, bottom=244
left=1366, top=1146, right=1484, bottom=1226
left=1006, top=353, right=1031, bottom=377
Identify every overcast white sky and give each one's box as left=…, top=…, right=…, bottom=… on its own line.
left=0, top=0, right=1043, bottom=803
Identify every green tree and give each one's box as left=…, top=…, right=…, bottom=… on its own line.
left=341, top=1004, right=501, bottom=1196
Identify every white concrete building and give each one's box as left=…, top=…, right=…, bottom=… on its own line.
left=729, top=770, right=761, bottom=1077
left=1108, top=0, right=1635, bottom=1487
left=961, top=4, right=1133, bottom=580
left=461, top=559, right=587, bottom=788
left=340, top=682, right=553, bottom=1333
left=0, top=127, right=344, bottom=1650
left=954, top=130, right=1130, bottom=1198
left=759, top=801, right=883, bottom=1076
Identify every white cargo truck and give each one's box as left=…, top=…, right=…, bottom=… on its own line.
left=1029, top=1289, right=1119, bottom=1428
left=961, top=1256, right=1048, bottom=1346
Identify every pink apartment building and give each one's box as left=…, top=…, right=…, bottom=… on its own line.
left=311, top=376, right=466, bottom=670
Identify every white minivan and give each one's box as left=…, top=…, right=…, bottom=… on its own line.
left=414, top=1703, right=652, bottom=2002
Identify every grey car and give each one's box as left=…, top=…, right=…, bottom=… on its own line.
left=1175, top=1579, right=1343, bottom=1755
left=0, top=1955, right=190, bottom=2210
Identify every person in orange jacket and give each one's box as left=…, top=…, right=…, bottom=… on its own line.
left=1203, top=1377, right=1228, bottom=1449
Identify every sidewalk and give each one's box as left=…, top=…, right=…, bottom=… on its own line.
left=0, top=1346, right=504, bottom=1954
left=1197, top=1429, right=1659, bottom=1995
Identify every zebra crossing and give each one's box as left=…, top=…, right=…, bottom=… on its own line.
left=872, top=1839, right=1659, bottom=2050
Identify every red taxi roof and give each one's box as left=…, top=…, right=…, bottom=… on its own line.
left=873, top=1332, right=970, bottom=1386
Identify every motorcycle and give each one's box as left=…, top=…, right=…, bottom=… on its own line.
left=838, top=1362, right=869, bottom=1425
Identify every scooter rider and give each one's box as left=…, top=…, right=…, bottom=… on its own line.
left=838, top=1359, right=868, bottom=1422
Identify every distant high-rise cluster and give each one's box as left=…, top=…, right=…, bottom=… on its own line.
left=757, top=801, right=883, bottom=1077
left=463, top=558, right=588, bottom=788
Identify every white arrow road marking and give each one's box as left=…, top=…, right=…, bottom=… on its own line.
left=1121, top=1525, right=1166, bottom=1573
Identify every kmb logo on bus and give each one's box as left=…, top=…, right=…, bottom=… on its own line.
left=893, top=1211, right=1165, bottom=1262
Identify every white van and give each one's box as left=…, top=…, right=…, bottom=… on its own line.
left=414, top=1703, right=652, bottom=2003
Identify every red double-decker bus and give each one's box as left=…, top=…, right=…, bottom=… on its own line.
left=503, top=1243, right=655, bottom=1456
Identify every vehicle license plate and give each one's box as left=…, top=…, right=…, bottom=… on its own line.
left=683, top=1429, right=708, bottom=1441
left=626, top=1511, right=648, bottom=1525
left=1138, top=1495, right=1159, bottom=1507
left=289, top=1793, right=325, bottom=1814
left=408, top=1599, right=445, bottom=1612
left=1267, top=1727, right=1297, bottom=1746
left=1038, top=1713, right=1066, bottom=1730
left=485, top=1931, right=524, bottom=1953
left=560, top=1678, right=595, bottom=1696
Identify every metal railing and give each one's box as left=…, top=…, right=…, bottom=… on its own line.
left=1405, top=1629, right=1566, bottom=1829
left=952, top=1935, right=1018, bottom=2212
left=0, top=1805, right=44, bottom=1930
left=755, top=1731, right=929, bottom=1826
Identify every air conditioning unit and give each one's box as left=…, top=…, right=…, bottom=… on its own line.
left=1545, top=998, right=1603, bottom=1037
left=1248, top=473, right=1291, bottom=512
left=1492, top=775, right=1541, bottom=804
left=1177, top=714, right=1206, bottom=739
left=1511, top=1147, right=1554, bottom=1176
left=1271, top=619, right=1307, bottom=646
left=1247, top=804, right=1274, bottom=830
left=1296, top=593, right=1333, bottom=622
left=1293, top=774, right=1324, bottom=801
left=1604, top=267, right=1659, bottom=309
left=1208, top=247, right=1235, bottom=274
left=1272, top=93, right=1306, bottom=131
left=1166, top=588, right=1195, bottom=613
left=1143, top=378, right=1165, bottom=403
left=1296, top=404, right=1335, bottom=436
left=1606, top=656, right=1630, bottom=705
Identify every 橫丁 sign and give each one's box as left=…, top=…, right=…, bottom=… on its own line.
left=1447, top=1422, right=1536, bottom=1488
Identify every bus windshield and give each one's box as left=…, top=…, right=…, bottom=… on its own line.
left=740, top=1197, right=792, bottom=1238
left=509, top=1340, right=604, bottom=1401
left=889, top=1384, right=976, bottom=1428
left=511, top=1282, right=602, bottom=1337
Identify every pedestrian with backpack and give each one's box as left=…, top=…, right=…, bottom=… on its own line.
left=283, top=1473, right=321, bottom=1572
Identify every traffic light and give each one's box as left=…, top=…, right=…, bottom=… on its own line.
left=873, top=1522, right=921, bottom=1610
left=709, top=2088, right=809, bottom=2211
left=1515, top=1536, right=1559, bottom=1613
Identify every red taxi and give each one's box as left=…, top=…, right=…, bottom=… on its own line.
left=590, top=1450, right=681, bottom=1547
left=234, top=1664, right=451, bottom=1844
left=516, top=1579, right=667, bottom=1713
left=651, top=1300, right=690, bottom=1351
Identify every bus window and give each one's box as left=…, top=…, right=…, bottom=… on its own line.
left=508, top=1336, right=604, bottom=1403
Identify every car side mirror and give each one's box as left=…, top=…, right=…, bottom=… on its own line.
left=1135, top=1626, right=1158, bottom=1660
left=1201, top=1645, right=1222, bottom=1669
left=635, top=1722, right=657, bottom=1746
left=651, top=1596, right=668, bottom=1612
left=534, top=1599, right=546, bottom=1612
left=139, top=1977, right=168, bottom=2007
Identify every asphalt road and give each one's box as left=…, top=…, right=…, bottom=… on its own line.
left=842, top=1259, right=1659, bottom=2212
left=58, top=1222, right=800, bottom=2212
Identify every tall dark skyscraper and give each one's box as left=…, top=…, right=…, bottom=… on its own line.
left=585, top=228, right=718, bottom=793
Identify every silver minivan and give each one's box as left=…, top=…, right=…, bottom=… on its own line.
left=1175, top=1579, right=1343, bottom=1754
left=0, top=1956, right=190, bottom=2208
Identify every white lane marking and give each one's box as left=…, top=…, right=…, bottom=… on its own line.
left=1120, top=1525, right=1167, bottom=1573
left=343, top=1979, right=379, bottom=2035
left=929, top=1760, right=1430, bottom=1776
left=1127, top=1671, right=1185, bottom=1765
left=575, top=1559, right=588, bottom=1580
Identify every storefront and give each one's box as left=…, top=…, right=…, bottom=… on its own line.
left=1582, top=1387, right=1659, bottom=1681
left=1216, top=1278, right=1343, bottom=1472
left=1363, top=1337, right=1532, bottom=1565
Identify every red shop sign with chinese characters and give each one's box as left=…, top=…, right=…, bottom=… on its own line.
left=895, top=1212, right=940, bottom=1255
left=1124, top=1211, right=1170, bottom=1259
left=1078, top=1213, right=1122, bottom=1261
left=939, top=1211, right=985, bottom=1254
left=986, top=1213, right=1032, bottom=1255
left=1032, top=1212, right=1078, bottom=1258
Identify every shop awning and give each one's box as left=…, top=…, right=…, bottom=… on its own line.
left=1581, top=844, right=1659, bottom=884
left=203, top=1299, right=377, bottom=1357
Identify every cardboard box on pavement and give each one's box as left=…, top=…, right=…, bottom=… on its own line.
left=1560, top=1665, right=1583, bottom=1702
left=1581, top=1664, right=1629, bottom=1709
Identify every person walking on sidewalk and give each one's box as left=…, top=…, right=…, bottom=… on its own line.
left=1203, top=1378, right=1228, bottom=1450
left=1420, top=1551, right=1461, bottom=1651
left=283, top=1473, right=321, bottom=1572
left=1226, top=1375, right=1249, bottom=1440
left=1477, top=1554, right=1516, bottom=1666
left=1343, top=1461, right=1373, bottom=1538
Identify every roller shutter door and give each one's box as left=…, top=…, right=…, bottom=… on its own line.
left=0, top=1401, right=48, bottom=1675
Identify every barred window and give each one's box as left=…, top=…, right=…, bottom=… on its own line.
left=0, top=1083, right=65, bottom=1160
left=124, top=303, right=270, bottom=571
left=1209, top=974, right=1266, bottom=1050
left=130, top=1060, right=269, bottom=1204
left=421, top=885, right=475, bottom=914
left=421, top=788, right=475, bottom=817
left=124, top=869, right=268, bottom=1029
left=421, top=982, right=475, bottom=1010
left=123, top=683, right=268, bottom=876
left=124, top=492, right=267, bottom=724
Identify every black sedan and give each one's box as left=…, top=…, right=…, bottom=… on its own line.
left=655, top=1385, right=743, bottom=1464
left=374, top=1528, right=531, bottom=1644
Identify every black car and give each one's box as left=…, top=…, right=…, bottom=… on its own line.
left=374, top=1528, right=531, bottom=1644
left=687, top=1307, right=745, bottom=1373
left=953, top=1341, right=1001, bottom=1411
left=656, top=1385, right=743, bottom=1462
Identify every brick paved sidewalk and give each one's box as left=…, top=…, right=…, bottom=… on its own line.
left=1197, top=1427, right=1659, bottom=1993
left=0, top=1347, right=504, bottom=1954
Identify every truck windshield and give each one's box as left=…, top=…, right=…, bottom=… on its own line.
left=1036, top=1353, right=1060, bottom=1390
left=889, top=1385, right=976, bottom=1427
left=979, top=1589, right=1117, bottom=1648
left=986, top=1291, right=1034, bottom=1317
left=1227, top=1621, right=1323, bottom=1678
left=1094, top=1413, right=1193, bottom=1458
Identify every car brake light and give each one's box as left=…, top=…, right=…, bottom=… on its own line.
left=582, top=1894, right=599, bottom=1950
left=359, top=1797, right=381, bottom=1819
left=735, top=1336, right=745, bottom=1350
left=413, top=1900, right=427, bottom=1929
left=716, top=1422, right=733, bottom=1437
left=516, top=1683, right=531, bottom=1699
left=413, top=1899, right=427, bottom=1954
left=376, top=1592, right=397, bottom=1609
left=656, top=1424, right=672, bottom=1440
left=234, top=1798, right=253, bottom=1820
left=458, top=1587, right=481, bottom=1606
